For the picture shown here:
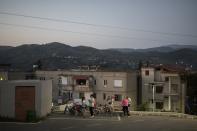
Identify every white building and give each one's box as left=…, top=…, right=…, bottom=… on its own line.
left=141, top=65, right=186, bottom=113
left=0, top=80, right=52, bottom=121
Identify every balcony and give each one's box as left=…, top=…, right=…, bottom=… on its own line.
left=74, top=85, right=92, bottom=92
left=163, top=92, right=179, bottom=96
left=59, top=83, right=73, bottom=91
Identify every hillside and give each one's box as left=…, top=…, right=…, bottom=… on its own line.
left=0, top=42, right=197, bottom=71
left=110, top=44, right=197, bottom=53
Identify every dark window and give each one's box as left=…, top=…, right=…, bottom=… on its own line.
left=156, top=86, right=163, bottom=94
left=156, top=102, right=163, bottom=109
left=76, top=79, right=86, bottom=85
left=94, top=80, right=96, bottom=85
left=165, top=77, right=169, bottom=82
left=70, top=93, right=73, bottom=100
left=103, top=93, right=106, bottom=100
left=114, top=94, right=122, bottom=101
left=104, top=80, right=107, bottom=86
left=145, top=70, right=149, bottom=76
left=40, top=77, right=45, bottom=80
left=171, top=84, right=178, bottom=93
left=25, top=75, right=35, bottom=80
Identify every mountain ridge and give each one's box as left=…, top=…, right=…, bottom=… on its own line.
left=0, top=42, right=196, bottom=71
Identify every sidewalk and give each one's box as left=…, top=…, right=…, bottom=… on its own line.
left=119, top=111, right=197, bottom=119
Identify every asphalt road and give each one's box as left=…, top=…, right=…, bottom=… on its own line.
left=1, top=115, right=197, bottom=131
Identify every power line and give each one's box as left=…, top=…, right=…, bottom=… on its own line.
left=0, top=22, right=191, bottom=44
left=0, top=11, right=197, bottom=38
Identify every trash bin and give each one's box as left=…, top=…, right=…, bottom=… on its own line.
left=26, top=110, right=36, bottom=122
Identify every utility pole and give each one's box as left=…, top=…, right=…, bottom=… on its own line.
left=152, top=84, right=155, bottom=112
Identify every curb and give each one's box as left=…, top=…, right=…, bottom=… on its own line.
left=128, top=111, right=197, bottom=120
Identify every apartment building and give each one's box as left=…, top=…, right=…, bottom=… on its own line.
left=141, top=65, right=186, bottom=113
left=35, top=70, right=137, bottom=110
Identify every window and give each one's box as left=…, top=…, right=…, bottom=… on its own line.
left=70, top=92, right=73, bottom=100
left=104, top=80, right=107, bottom=86
left=156, top=102, right=163, bottom=109
left=114, top=94, right=122, bottom=101
left=156, top=86, right=163, bottom=94
left=145, top=70, right=149, bottom=76
left=150, top=99, right=154, bottom=104
left=61, top=76, right=68, bottom=85
left=103, top=93, right=106, bottom=100
left=114, top=80, right=123, bottom=87
left=165, top=77, right=169, bottom=82
left=94, top=80, right=96, bottom=85
left=58, top=78, right=62, bottom=84
left=58, top=90, right=61, bottom=96
left=171, top=84, right=178, bottom=93
left=40, top=77, right=45, bottom=80
left=76, top=79, right=87, bottom=85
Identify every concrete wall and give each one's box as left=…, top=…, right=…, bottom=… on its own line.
left=141, top=67, right=155, bottom=104
left=141, top=67, right=186, bottom=112
left=35, top=70, right=138, bottom=110
left=0, top=80, right=52, bottom=119
left=0, top=81, right=15, bottom=118
left=39, top=80, right=52, bottom=117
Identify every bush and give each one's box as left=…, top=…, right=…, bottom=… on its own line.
left=136, top=102, right=148, bottom=111
left=26, top=110, right=36, bottom=122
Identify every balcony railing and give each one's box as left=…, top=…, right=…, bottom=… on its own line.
left=163, top=93, right=179, bottom=96
left=74, top=85, right=93, bottom=92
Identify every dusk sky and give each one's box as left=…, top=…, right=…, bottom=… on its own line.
left=0, top=0, right=197, bottom=49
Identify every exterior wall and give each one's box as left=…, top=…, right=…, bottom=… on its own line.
left=39, top=80, right=52, bottom=117
left=0, top=80, right=52, bottom=119
left=141, top=67, right=186, bottom=113
left=141, top=68, right=155, bottom=104
left=0, top=82, right=15, bottom=118
left=35, top=71, right=61, bottom=102
left=35, top=70, right=137, bottom=110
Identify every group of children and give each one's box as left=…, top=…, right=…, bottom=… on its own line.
left=74, top=95, right=131, bottom=117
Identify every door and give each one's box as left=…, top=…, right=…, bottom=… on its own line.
left=15, top=86, right=35, bottom=121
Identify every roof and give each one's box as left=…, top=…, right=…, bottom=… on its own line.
left=142, top=64, right=186, bottom=74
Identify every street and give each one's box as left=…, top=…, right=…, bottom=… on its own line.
left=0, top=115, right=197, bottom=131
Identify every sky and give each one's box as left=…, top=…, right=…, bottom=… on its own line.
left=0, top=0, right=197, bottom=49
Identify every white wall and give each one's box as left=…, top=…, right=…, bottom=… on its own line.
left=0, top=80, right=52, bottom=119
left=40, top=80, right=52, bottom=117
left=0, top=81, right=15, bottom=118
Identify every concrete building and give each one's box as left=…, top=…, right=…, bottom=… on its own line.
left=0, top=80, right=52, bottom=121
left=35, top=70, right=137, bottom=110
left=141, top=65, right=186, bottom=113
